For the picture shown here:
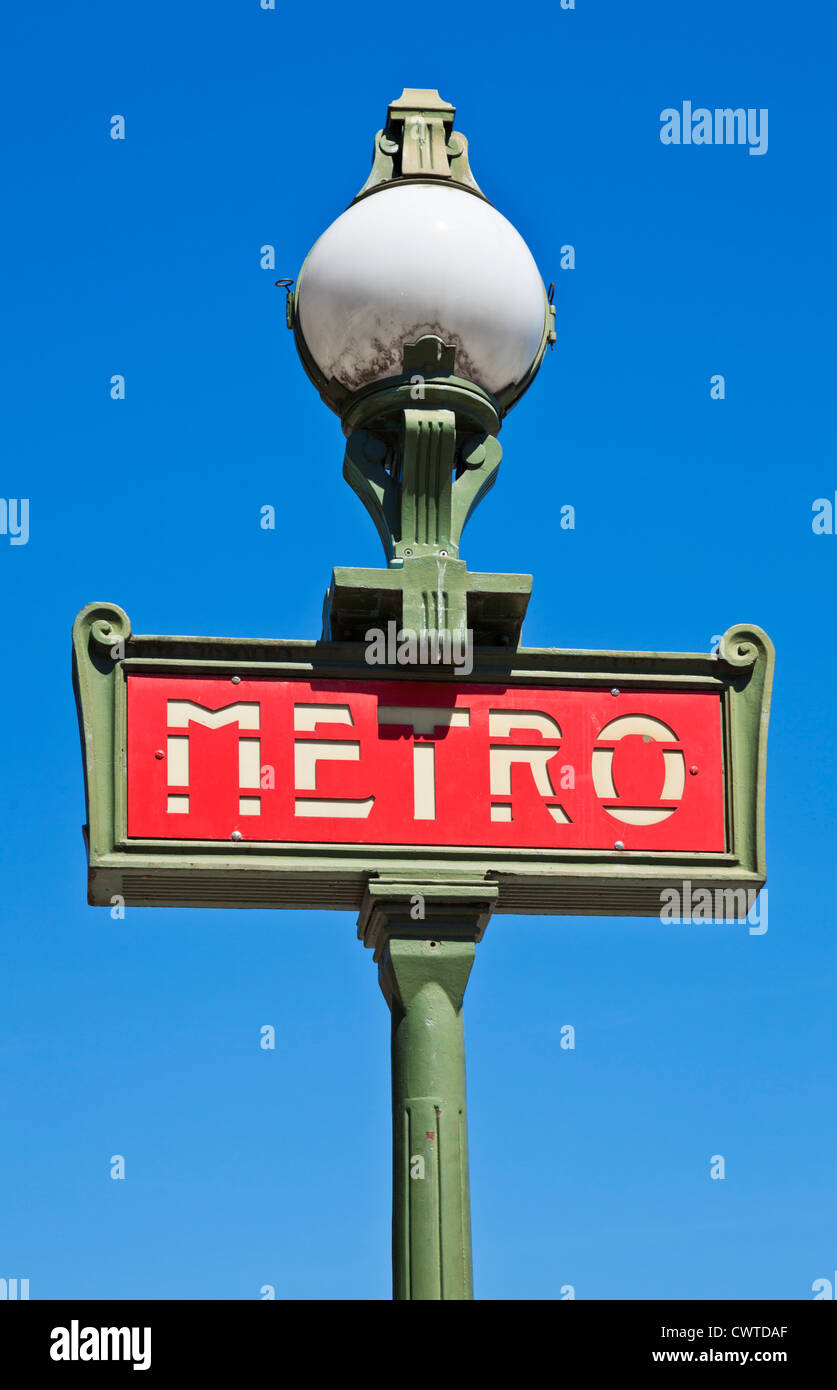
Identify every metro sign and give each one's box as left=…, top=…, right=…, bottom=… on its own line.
left=73, top=605, right=773, bottom=916
left=127, top=676, right=725, bottom=852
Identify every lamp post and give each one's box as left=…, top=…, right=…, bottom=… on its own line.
left=71, top=87, right=773, bottom=1308
left=287, top=87, right=554, bottom=649
left=287, top=89, right=554, bottom=1299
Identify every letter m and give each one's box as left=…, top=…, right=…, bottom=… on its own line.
left=165, top=700, right=261, bottom=816
left=715, top=887, right=748, bottom=921
left=99, top=1329, right=131, bottom=1359
left=715, top=108, right=746, bottom=144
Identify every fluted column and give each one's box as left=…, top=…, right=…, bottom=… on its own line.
left=357, top=879, right=496, bottom=1301
left=387, top=937, right=474, bottom=1300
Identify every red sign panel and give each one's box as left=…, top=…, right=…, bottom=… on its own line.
left=126, top=675, right=725, bottom=852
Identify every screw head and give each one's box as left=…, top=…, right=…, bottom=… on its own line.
left=154, top=750, right=164, bottom=760
left=231, top=830, right=243, bottom=841
left=231, top=675, right=241, bottom=684
left=689, top=765, right=699, bottom=776
left=614, top=840, right=625, bottom=851
left=611, top=687, right=620, bottom=697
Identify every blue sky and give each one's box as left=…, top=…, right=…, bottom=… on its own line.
left=1, top=0, right=835, bottom=1299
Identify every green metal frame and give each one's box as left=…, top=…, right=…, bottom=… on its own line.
left=73, top=603, right=773, bottom=918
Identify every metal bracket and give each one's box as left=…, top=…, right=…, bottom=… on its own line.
left=353, top=88, right=486, bottom=204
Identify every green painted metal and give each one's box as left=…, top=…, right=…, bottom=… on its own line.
left=330, top=360, right=517, bottom=642
left=323, top=562, right=531, bottom=647
left=342, top=384, right=504, bottom=562
left=72, top=602, right=774, bottom=918
left=73, top=602, right=132, bottom=872
left=717, top=624, right=773, bottom=880
left=342, top=350, right=501, bottom=437
left=389, top=939, right=474, bottom=1301
left=287, top=91, right=553, bottom=644
left=353, top=88, right=487, bottom=205
left=359, top=879, right=495, bottom=1299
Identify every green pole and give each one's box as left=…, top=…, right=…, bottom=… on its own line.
left=358, top=879, right=496, bottom=1301
left=388, top=937, right=474, bottom=1300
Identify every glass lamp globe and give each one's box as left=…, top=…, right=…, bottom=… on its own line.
left=294, top=182, right=549, bottom=417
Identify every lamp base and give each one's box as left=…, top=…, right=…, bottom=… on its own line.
left=322, top=560, right=532, bottom=648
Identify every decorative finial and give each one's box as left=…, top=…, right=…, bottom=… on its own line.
left=353, top=88, right=486, bottom=203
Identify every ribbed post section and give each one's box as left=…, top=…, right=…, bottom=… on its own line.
left=389, top=938, right=474, bottom=1301
left=357, top=877, right=497, bottom=1302
left=400, top=409, right=455, bottom=555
